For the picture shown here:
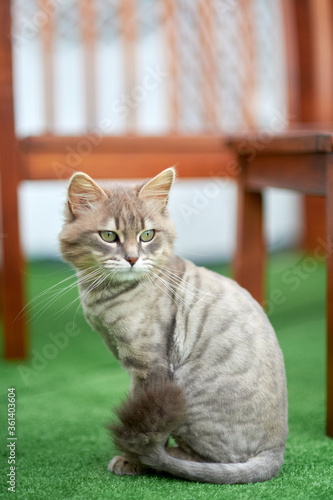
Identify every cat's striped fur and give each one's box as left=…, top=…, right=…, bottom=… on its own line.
left=59, top=168, right=288, bottom=484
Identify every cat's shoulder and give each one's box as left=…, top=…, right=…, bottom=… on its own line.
left=180, top=257, right=232, bottom=286
left=179, top=256, right=264, bottom=311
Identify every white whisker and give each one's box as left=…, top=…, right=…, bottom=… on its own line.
left=21, top=265, right=103, bottom=323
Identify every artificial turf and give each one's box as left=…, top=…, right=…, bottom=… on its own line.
left=0, top=252, right=332, bottom=499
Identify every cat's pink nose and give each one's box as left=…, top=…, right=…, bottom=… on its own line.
left=125, top=256, right=139, bottom=267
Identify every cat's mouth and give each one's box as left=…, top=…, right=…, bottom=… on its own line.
left=103, top=260, right=148, bottom=282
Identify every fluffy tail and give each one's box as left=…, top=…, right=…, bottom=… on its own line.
left=109, top=378, right=284, bottom=484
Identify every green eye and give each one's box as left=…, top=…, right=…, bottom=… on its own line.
left=99, top=231, right=118, bottom=243
left=140, top=230, right=155, bottom=242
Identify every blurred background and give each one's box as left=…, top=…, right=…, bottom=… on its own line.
left=12, top=0, right=302, bottom=263
left=1, top=3, right=332, bottom=497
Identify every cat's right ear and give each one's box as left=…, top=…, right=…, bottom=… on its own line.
left=138, top=167, right=176, bottom=211
left=67, top=172, right=107, bottom=217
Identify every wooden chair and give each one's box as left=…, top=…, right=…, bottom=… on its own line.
left=229, top=0, right=333, bottom=436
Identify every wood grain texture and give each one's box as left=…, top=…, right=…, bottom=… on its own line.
left=302, top=196, right=326, bottom=252
left=163, top=0, right=179, bottom=132
left=80, top=0, right=97, bottom=129
left=281, top=0, right=300, bottom=123
left=0, top=0, right=27, bottom=359
left=40, top=0, right=55, bottom=132
left=227, top=131, right=333, bottom=154
left=18, top=135, right=236, bottom=180
left=309, top=0, right=333, bottom=123
left=234, top=158, right=265, bottom=305
left=120, top=0, right=137, bottom=132
left=243, top=154, right=327, bottom=195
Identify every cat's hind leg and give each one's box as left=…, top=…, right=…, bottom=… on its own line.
left=108, top=455, right=151, bottom=476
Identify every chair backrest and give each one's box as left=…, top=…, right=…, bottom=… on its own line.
left=5, top=0, right=333, bottom=183
left=11, top=0, right=288, bottom=137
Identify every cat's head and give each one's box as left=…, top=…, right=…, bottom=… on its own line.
left=59, top=168, right=176, bottom=283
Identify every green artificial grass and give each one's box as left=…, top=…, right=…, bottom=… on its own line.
left=1, top=252, right=332, bottom=499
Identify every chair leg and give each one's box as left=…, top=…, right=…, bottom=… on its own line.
left=234, top=176, right=266, bottom=305
left=326, top=156, right=333, bottom=437
left=303, top=195, right=326, bottom=252
left=1, top=171, right=27, bottom=359
left=0, top=1, right=27, bottom=359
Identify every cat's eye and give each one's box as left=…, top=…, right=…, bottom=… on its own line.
left=99, top=231, right=118, bottom=243
left=140, top=230, right=155, bottom=242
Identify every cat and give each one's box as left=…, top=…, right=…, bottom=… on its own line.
left=59, top=167, right=288, bottom=484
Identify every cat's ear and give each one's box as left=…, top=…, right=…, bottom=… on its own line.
left=138, top=167, right=175, bottom=210
left=67, top=172, right=107, bottom=216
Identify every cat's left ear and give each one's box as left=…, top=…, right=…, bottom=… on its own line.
left=138, top=167, right=175, bottom=210
left=67, top=172, right=107, bottom=216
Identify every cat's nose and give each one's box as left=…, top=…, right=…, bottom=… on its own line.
left=125, top=256, right=139, bottom=267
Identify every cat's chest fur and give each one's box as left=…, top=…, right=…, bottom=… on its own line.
left=80, top=278, right=178, bottom=380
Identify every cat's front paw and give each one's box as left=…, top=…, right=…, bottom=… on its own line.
left=108, top=455, right=147, bottom=476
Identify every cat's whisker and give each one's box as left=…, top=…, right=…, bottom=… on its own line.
left=153, top=267, right=202, bottom=299
left=21, top=265, right=98, bottom=310
left=22, top=279, right=80, bottom=324
left=152, top=265, right=205, bottom=296
left=25, top=266, right=102, bottom=323
left=154, top=264, right=223, bottom=301
left=150, top=271, right=202, bottom=323
left=52, top=270, right=109, bottom=321
left=150, top=265, right=224, bottom=312
left=51, top=293, right=82, bottom=321
left=16, top=271, right=77, bottom=320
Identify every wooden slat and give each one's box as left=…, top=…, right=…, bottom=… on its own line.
left=281, top=0, right=300, bottom=123
left=309, top=0, right=333, bottom=122
left=120, top=0, right=136, bottom=132
left=20, top=152, right=236, bottom=181
left=0, top=0, right=27, bottom=359
left=293, top=0, right=315, bottom=122
left=80, top=0, right=97, bottom=129
left=40, top=0, right=55, bottom=132
left=239, top=0, right=256, bottom=130
left=163, top=0, right=179, bottom=132
left=20, top=134, right=230, bottom=153
left=243, top=153, right=327, bottom=195
left=198, top=0, right=218, bottom=131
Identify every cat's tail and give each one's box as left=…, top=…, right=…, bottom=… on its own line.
left=143, top=445, right=285, bottom=484
left=109, top=378, right=284, bottom=484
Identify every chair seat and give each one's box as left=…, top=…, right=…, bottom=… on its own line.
left=227, top=130, right=333, bottom=155
left=227, top=130, right=333, bottom=196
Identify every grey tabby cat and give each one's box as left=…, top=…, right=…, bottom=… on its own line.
left=59, top=167, right=288, bottom=484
